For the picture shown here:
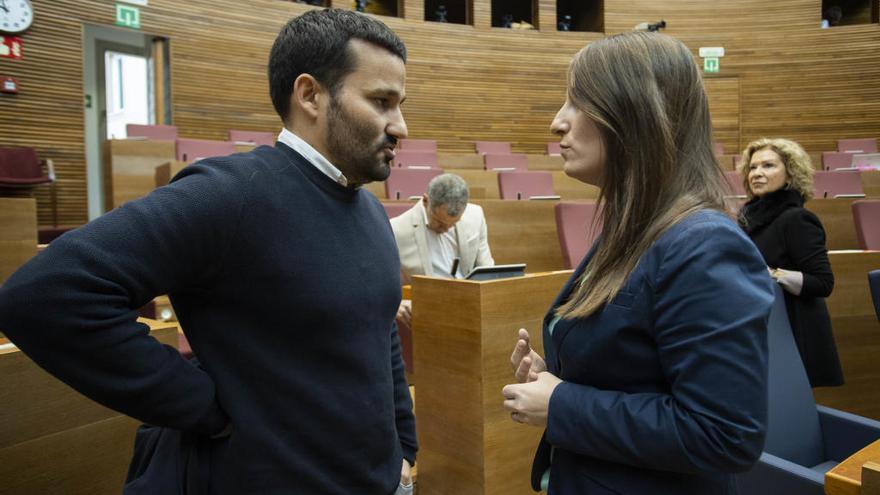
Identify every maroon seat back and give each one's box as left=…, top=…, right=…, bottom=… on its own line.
left=0, top=146, right=51, bottom=185
left=176, top=138, right=236, bottom=163
left=724, top=171, right=747, bottom=197
left=384, top=168, right=442, bottom=200
left=497, top=171, right=555, bottom=199
left=484, top=153, right=527, bottom=171
left=713, top=142, right=725, bottom=156
left=382, top=202, right=413, bottom=219
left=823, top=151, right=856, bottom=170
left=555, top=201, right=602, bottom=269
left=853, top=200, right=880, bottom=250
left=399, top=139, right=438, bottom=152
left=838, top=138, right=878, bottom=154
left=393, top=150, right=439, bottom=168
left=813, top=170, right=864, bottom=198
left=546, top=142, right=562, bottom=155
left=228, top=130, right=275, bottom=146
left=475, top=141, right=511, bottom=155
left=126, top=124, right=178, bottom=140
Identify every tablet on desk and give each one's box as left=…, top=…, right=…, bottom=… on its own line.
left=465, top=263, right=526, bottom=281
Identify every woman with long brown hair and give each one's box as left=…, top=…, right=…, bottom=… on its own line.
left=503, top=32, right=775, bottom=494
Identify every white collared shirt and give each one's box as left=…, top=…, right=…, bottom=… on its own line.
left=421, top=202, right=463, bottom=279
left=277, top=128, right=348, bottom=187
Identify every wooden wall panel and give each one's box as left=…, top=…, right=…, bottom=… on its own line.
left=0, top=0, right=878, bottom=226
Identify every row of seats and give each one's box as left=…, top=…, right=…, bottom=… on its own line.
left=383, top=197, right=880, bottom=254
left=126, top=125, right=274, bottom=162
left=712, top=138, right=879, bottom=172
left=724, top=170, right=867, bottom=198
left=386, top=166, right=870, bottom=202
left=127, top=124, right=275, bottom=146
left=820, top=137, right=879, bottom=170
left=400, top=138, right=562, bottom=156
left=394, top=149, right=537, bottom=171
left=384, top=168, right=562, bottom=200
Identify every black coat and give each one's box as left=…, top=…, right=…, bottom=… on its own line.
left=739, top=188, right=844, bottom=387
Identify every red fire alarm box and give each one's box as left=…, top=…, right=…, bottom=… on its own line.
left=1, top=77, right=19, bottom=94
left=0, top=36, right=23, bottom=60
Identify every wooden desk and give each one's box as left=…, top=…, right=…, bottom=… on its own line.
left=551, top=171, right=600, bottom=200
left=862, top=171, right=880, bottom=198
left=0, top=319, right=178, bottom=494
left=154, top=160, right=189, bottom=187
left=103, top=139, right=176, bottom=209
left=806, top=198, right=860, bottom=251
left=474, top=199, right=565, bottom=273
left=0, top=198, right=38, bottom=285
left=526, top=154, right=563, bottom=171
left=826, top=439, right=880, bottom=495
left=814, top=251, right=880, bottom=420
left=363, top=180, right=388, bottom=199
left=438, top=152, right=484, bottom=170
left=412, top=271, right=571, bottom=495
left=448, top=168, right=501, bottom=199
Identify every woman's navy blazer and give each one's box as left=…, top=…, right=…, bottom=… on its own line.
left=532, top=210, right=775, bottom=494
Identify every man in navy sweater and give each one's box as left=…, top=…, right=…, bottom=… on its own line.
left=0, top=9, right=416, bottom=495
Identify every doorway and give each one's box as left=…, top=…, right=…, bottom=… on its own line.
left=83, top=25, right=169, bottom=219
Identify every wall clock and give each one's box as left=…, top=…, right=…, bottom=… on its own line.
left=0, top=0, right=34, bottom=34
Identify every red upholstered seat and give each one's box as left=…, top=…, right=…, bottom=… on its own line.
left=813, top=170, right=864, bottom=198
left=555, top=201, right=602, bottom=269
left=823, top=151, right=856, bottom=170
left=0, top=146, right=54, bottom=186
left=484, top=153, right=527, bottom=171
left=838, top=138, right=877, bottom=154
left=399, top=139, right=437, bottom=152
left=475, top=141, right=511, bottom=155
left=497, top=171, right=555, bottom=199
left=384, top=168, right=442, bottom=200
left=723, top=171, right=747, bottom=197
left=229, top=130, right=275, bottom=146
left=381, top=202, right=413, bottom=219
left=713, top=142, right=725, bottom=156
left=178, top=332, right=195, bottom=360
left=126, top=124, right=178, bottom=140
left=393, top=150, right=439, bottom=168
left=852, top=200, right=880, bottom=250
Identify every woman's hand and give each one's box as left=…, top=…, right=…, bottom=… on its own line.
left=769, top=267, right=804, bottom=296
left=502, top=372, right=563, bottom=427
left=510, top=328, right=547, bottom=383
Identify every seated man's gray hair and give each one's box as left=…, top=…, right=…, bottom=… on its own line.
left=427, top=174, right=469, bottom=217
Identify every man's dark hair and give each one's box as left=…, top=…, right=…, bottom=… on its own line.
left=268, top=9, right=407, bottom=122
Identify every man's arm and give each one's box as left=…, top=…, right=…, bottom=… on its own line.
left=0, top=161, right=244, bottom=435
left=474, top=206, right=495, bottom=267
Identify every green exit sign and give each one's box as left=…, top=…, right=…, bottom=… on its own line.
left=703, top=57, right=720, bottom=73
left=116, top=4, right=141, bottom=29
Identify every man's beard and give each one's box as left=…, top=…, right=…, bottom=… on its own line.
left=326, top=96, right=396, bottom=185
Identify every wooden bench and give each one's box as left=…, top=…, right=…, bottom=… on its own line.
left=0, top=320, right=179, bottom=494
left=0, top=198, right=37, bottom=285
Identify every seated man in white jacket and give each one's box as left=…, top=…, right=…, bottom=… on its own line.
left=390, top=173, right=495, bottom=325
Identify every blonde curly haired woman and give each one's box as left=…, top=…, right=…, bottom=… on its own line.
left=738, top=137, right=844, bottom=388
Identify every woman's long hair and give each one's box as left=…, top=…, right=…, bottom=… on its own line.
left=556, top=32, right=729, bottom=319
